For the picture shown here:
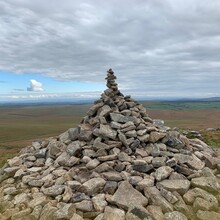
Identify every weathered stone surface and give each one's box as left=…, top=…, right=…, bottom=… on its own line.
left=99, top=124, right=117, bottom=140
left=157, top=179, right=190, bottom=195
left=92, top=194, right=107, bottom=212
left=11, top=208, right=32, bottom=220
left=196, top=210, right=220, bottom=220
left=102, top=171, right=122, bottom=181
left=149, top=132, right=166, bottom=143
left=133, top=164, right=154, bottom=173
left=144, top=187, right=173, bottom=213
left=191, top=176, right=220, bottom=193
left=104, top=181, right=118, bottom=195
left=67, top=141, right=81, bottom=156
left=164, top=211, right=187, bottom=220
left=103, top=206, right=125, bottom=220
left=75, top=200, right=94, bottom=212
left=146, top=205, right=163, bottom=220
left=80, top=178, right=106, bottom=196
left=183, top=187, right=218, bottom=207
left=155, top=166, right=173, bottom=181
left=41, top=185, right=65, bottom=197
left=54, top=203, right=76, bottom=219
left=126, top=206, right=152, bottom=220
left=39, top=204, right=57, bottom=220
left=68, top=127, right=80, bottom=141
left=111, top=181, right=148, bottom=210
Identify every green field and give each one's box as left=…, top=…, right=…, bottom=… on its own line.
left=141, top=101, right=220, bottom=110
left=0, top=101, right=219, bottom=167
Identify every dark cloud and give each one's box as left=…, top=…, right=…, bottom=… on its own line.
left=0, top=0, right=220, bottom=98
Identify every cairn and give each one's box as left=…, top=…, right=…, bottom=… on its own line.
left=0, top=69, right=220, bottom=220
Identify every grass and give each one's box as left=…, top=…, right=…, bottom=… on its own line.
left=0, top=102, right=219, bottom=167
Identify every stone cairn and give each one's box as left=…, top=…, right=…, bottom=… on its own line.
left=0, top=69, right=220, bottom=220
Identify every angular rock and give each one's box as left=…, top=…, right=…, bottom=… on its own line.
left=154, top=166, right=173, bottom=181
left=196, top=210, right=220, bottom=220
left=80, top=178, right=106, bottom=196
left=92, top=194, right=107, bottom=212
left=164, top=211, right=187, bottom=220
left=157, top=179, right=191, bottom=195
left=191, top=176, right=220, bottom=193
left=41, top=185, right=65, bottom=197
left=126, top=206, right=152, bottom=220
left=103, top=206, right=125, bottom=220
left=144, top=187, right=173, bottom=213
left=111, top=181, right=148, bottom=210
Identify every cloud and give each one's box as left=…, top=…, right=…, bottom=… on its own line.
left=0, top=80, right=7, bottom=83
left=0, top=0, right=220, bottom=97
left=27, top=79, right=44, bottom=92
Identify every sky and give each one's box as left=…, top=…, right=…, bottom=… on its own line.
left=0, top=0, right=220, bottom=102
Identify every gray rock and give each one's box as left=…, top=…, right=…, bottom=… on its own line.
left=133, top=164, right=154, bottom=173
left=183, top=187, right=218, bottom=206
left=196, top=210, right=220, bottom=220
left=157, top=179, right=191, bottom=195
left=67, top=141, right=81, bottom=156
left=80, top=178, right=106, bottom=196
left=118, top=152, right=132, bottom=162
left=78, top=124, right=93, bottom=141
left=193, top=197, right=217, bottom=212
left=155, top=166, right=173, bottom=181
left=70, top=213, right=84, bottom=220
left=104, top=181, right=118, bottom=195
left=137, top=134, right=150, bottom=142
left=99, top=124, right=117, bottom=140
left=164, top=211, right=187, bottom=220
left=110, top=112, right=136, bottom=124
left=149, top=132, right=166, bottom=143
left=125, top=130, right=137, bottom=138
left=68, top=127, right=80, bottom=141
left=126, top=206, right=152, bottom=220
left=39, top=204, right=57, bottom=220
left=71, top=192, right=90, bottom=203
left=144, top=187, right=173, bottom=213
left=191, top=176, right=220, bottom=193
left=75, top=200, right=94, bottom=212
left=146, top=205, right=163, bottom=220
left=92, top=194, right=107, bottom=212
left=48, top=140, right=60, bottom=158
left=103, top=206, right=125, bottom=220
left=186, top=154, right=205, bottom=170
left=137, top=176, right=155, bottom=190
left=102, top=171, right=122, bottom=181
left=54, top=203, right=76, bottom=219
left=152, top=157, right=166, bottom=168
left=111, top=181, right=148, bottom=210
left=86, top=159, right=100, bottom=170
left=111, top=121, right=122, bottom=129
left=41, top=185, right=65, bottom=197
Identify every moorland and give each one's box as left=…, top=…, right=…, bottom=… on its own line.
left=0, top=101, right=219, bottom=166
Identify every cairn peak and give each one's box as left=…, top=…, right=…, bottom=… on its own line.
left=1, top=69, right=220, bottom=220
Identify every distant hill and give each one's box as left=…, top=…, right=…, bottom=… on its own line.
left=198, top=97, right=220, bottom=102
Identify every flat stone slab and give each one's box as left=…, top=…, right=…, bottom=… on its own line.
left=111, top=181, right=148, bottom=210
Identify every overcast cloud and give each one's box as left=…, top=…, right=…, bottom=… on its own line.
left=0, top=0, right=220, bottom=98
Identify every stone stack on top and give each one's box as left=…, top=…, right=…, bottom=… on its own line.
left=0, top=69, right=220, bottom=220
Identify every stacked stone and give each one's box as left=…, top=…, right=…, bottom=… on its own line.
left=0, top=69, right=220, bottom=220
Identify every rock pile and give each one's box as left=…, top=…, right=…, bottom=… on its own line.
left=1, top=69, right=220, bottom=220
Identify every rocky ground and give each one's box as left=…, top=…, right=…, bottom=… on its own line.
left=0, top=69, right=220, bottom=220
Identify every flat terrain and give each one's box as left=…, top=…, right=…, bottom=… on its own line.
left=0, top=101, right=219, bottom=166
